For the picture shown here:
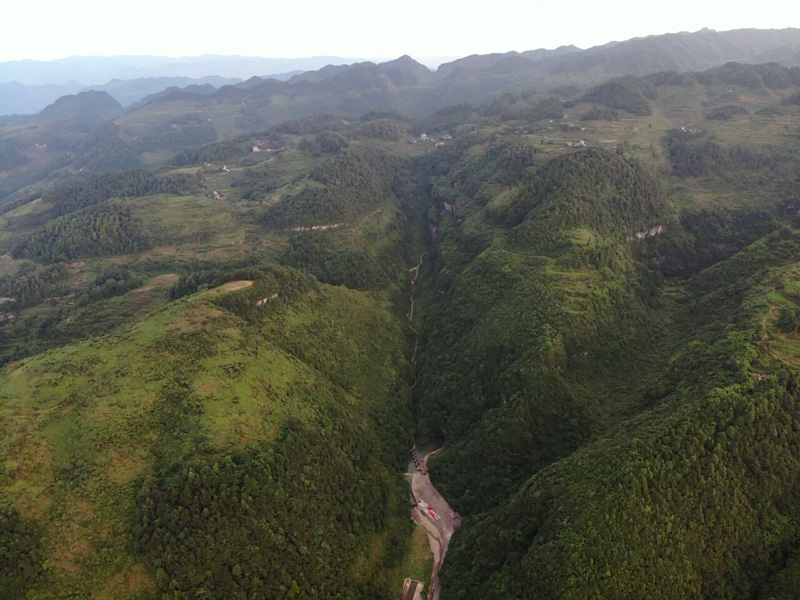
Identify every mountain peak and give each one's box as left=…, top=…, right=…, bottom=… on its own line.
left=381, top=54, right=430, bottom=71
left=38, top=89, right=121, bottom=124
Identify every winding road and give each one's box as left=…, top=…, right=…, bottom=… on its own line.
left=407, top=447, right=461, bottom=600
left=405, top=252, right=460, bottom=600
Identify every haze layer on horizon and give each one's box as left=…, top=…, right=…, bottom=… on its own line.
left=4, top=0, right=798, bottom=63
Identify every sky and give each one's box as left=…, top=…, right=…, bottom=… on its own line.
left=3, top=0, right=798, bottom=63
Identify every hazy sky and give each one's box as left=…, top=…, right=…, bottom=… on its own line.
left=3, top=0, right=798, bottom=63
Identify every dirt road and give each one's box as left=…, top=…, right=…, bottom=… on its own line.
left=408, top=447, right=461, bottom=600
left=405, top=252, right=459, bottom=599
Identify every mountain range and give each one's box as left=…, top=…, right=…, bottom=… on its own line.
left=4, top=27, right=800, bottom=117
left=0, top=54, right=362, bottom=86
left=4, top=26, right=800, bottom=599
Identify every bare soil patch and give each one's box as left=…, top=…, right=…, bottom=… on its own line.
left=217, top=280, right=254, bottom=292
left=132, top=273, right=179, bottom=293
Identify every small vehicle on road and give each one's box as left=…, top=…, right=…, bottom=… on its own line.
left=418, top=501, right=440, bottom=522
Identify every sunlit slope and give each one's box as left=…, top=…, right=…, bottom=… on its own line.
left=0, top=134, right=419, bottom=366
left=0, top=267, right=413, bottom=599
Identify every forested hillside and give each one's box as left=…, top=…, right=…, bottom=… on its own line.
left=0, top=268, right=415, bottom=599
left=414, top=64, right=800, bottom=599
left=413, top=145, right=671, bottom=516
left=0, top=110, right=436, bottom=598
left=4, top=27, right=800, bottom=209
left=2, top=49, right=800, bottom=600
left=441, top=230, right=800, bottom=598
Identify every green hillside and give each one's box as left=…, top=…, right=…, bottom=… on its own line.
left=413, top=146, right=672, bottom=516
left=440, top=230, right=800, bottom=599
left=2, top=54, right=800, bottom=600
left=0, top=124, right=433, bottom=599
left=1, top=270, right=413, bottom=599
left=413, top=65, right=800, bottom=599
left=3, top=28, right=798, bottom=207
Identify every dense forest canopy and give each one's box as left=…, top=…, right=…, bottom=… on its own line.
left=2, top=39, right=800, bottom=600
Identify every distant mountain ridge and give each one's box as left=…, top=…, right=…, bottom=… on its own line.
left=4, top=26, right=800, bottom=203
left=36, top=90, right=122, bottom=125
left=0, top=80, right=86, bottom=115
left=436, top=45, right=581, bottom=76
left=12, top=30, right=800, bottom=134
left=288, top=55, right=433, bottom=89
left=84, top=76, right=242, bottom=107
left=0, top=54, right=364, bottom=86
left=4, top=28, right=800, bottom=117
left=123, top=28, right=800, bottom=124
left=434, top=28, right=800, bottom=78
left=0, top=75, right=307, bottom=116
left=540, top=27, right=800, bottom=76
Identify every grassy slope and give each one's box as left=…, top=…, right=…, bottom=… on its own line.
left=0, top=270, right=413, bottom=598
left=0, top=133, right=434, bottom=599
left=1, top=68, right=799, bottom=598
